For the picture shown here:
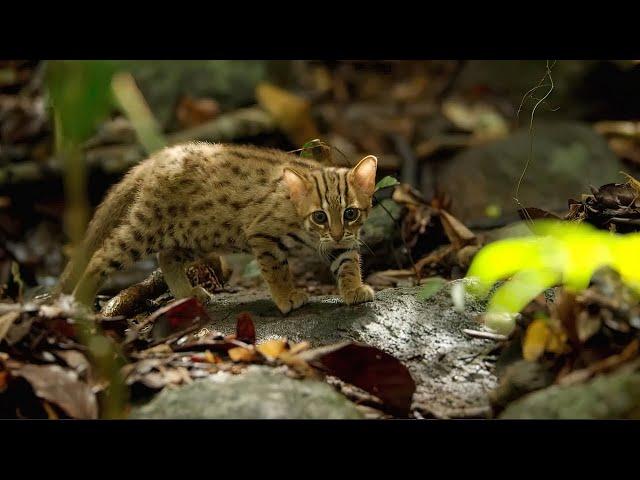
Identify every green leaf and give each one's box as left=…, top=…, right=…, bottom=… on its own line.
left=46, top=61, right=118, bottom=148
left=375, top=176, right=400, bottom=191
left=417, top=277, right=447, bottom=301
left=10, top=261, right=24, bottom=302
left=300, top=139, right=322, bottom=158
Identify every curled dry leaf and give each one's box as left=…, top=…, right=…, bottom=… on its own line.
left=439, top=209, right=476, bottom=250
left=256, top=339, right=288, bottom=360
left=147, top=297, right=211, bottom=343
left=235, top=312, right=256, bottom=345
left=256, top=82, right=319, bottom=146
left=0, top=310, right=20, bottom=342
left=522, top=319, right=550, bottom=362
left=228, top=346, right=258, bottom=363
left=176, top=95, right=220, bottom=128
left=7, top=362, right=98, bottom=419
left=303, top=342, right=416, bottom=416
left=522, top=318, right=569, bottom=362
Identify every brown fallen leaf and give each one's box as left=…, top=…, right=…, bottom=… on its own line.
left=576, top=311, right=602, bottom=343
left=203, top=350, right=219, bottom=364
left=256, top=339, right=288, bottom=359
left=228, top=346, right=258, bottom=363
left=0, top=310, right=20, bottom=342
left=518, top=207, right=562, bottom=223
left=235, top=312, right=256, bottom=345
left=439, top=209, right=476, bottom=250
left=54, top=350, right=92, bottom=381
left=147, top=297, right=211, bottom=343
left=256, top=82, right=319, bottom=146
left=304, top=342, right=416, bottom=416
left=176, top=95, right=220, bottom=128
left=288, top=341, right=310, bottom=355
left=0, top=370, right=8, bottom=392
left=42, top=400, right=59, bottom=420
left=522, top=319, right=550, bottom=362
left=7, top=362, right=98, bottom=419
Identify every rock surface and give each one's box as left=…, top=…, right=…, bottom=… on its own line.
left=437, top=122, right=628, bottom=224
left=131, top=366, right=363, bottom=419
left=202, top=283, right=498, bottom=418
left=500, top=364, right=640, bottom=419
left=126, top=60, right=269, bottom=128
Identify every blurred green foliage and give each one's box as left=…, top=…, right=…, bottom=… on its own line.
left=460, top=220, right=640, bottom=333
left=46, top=60, right=117, bottom=147
left=46, top=60, right=128, bottom=419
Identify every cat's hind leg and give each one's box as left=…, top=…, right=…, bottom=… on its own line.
left=158, top=250, right=212, bottom=303
left=73, top=224, right=149, bottom=307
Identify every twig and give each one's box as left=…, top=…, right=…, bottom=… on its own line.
left=462, top=328, right=508, bottom=341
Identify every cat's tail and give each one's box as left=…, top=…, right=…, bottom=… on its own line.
left=58, top=163, right=146, bottom=294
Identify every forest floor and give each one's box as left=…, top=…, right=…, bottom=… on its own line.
left=3, top=60, right=640, bottom=419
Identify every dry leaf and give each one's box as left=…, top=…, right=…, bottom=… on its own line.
left=256, top=82, right=319, bottom=146
left=8, top=362, right=98, bottom=419
left=0, top=310, right=20, bottom=342
left=235, top=312, right=256, bottom=345
left=228, top=346, right=258, bottom=362
left=522, top=319, right=551, bottom=362
left=203, top=350, right=219, bottom=364
left=42, top=400, right=59, bottom=420
left=288, top=341, right=310, bottom=355
left=304, top=342, right=416, bottom=416
left=256, top=339, right=288, bottom=359
left=0, top=370, right=8, bottom=391
left=176, top=95, right=220, bottom=128
left=147, top=297, right=211, bottom=343
left=576, top=312, right=602, bottom=343
left=439, top=209, right=476, bottom=249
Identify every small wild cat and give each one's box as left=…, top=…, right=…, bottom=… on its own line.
left=60, top=142, right=377, bottom=314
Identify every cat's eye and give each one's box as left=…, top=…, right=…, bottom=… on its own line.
left=343, top=207, right=359, bottom=222
left=312, top=210, right=328, bottom=224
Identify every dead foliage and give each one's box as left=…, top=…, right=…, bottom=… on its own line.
left=367, top=183, right=482, bottom=288
left=1, top=291, right=416, bottom=418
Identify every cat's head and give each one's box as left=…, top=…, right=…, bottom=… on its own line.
left=283, top=155, right=377, bottom=256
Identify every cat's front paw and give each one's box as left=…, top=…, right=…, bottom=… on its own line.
left=190, top=286, right=214, bottom=305
left=274, top=289, right=309, bottom=314
left=342, top=284, right=375, bottom=305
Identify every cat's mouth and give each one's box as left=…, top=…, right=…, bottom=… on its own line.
left=317, top=238, right=359, bottom=261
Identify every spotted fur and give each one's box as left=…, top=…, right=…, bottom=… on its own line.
left=60, top=142, right=377, bottom=313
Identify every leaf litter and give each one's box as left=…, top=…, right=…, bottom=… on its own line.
left=1, top=291, right=417, bottom=418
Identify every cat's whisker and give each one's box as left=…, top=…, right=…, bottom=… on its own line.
left=358, top=238, right=376, bottom=256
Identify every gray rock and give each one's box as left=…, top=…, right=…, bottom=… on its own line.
left=205, top=283, right=498, bottom=418
left=131, top=366, right=363, bottom=419
left=500, top=365, right=640, bottom=419
left=437, top=121, right=628, bottom=223
left=122, top=61, right=269, bottom=128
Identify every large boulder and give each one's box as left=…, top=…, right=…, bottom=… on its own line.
left=437, top=122, right=628, bottom=223
left=131, top=366, right=363, bottom=419
left=500, top=364, right=640, bottom=419
left=202, top=283, right=498, bottom=418
left=124, top=60, right=270, bottom=129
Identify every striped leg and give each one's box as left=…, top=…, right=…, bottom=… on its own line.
left=330, top=249, right=374, bottom=305
left=248, top=233, right=308, bottom=314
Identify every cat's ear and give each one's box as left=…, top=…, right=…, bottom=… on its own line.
left=283, top=168, right=310, bottom=205
left=348, top=155, right=378, bottom=197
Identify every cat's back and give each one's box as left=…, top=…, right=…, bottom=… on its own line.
left=149, top=142, right=322, bottom=176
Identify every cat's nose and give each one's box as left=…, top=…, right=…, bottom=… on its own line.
left=330, top=226, right=344, bottom=242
